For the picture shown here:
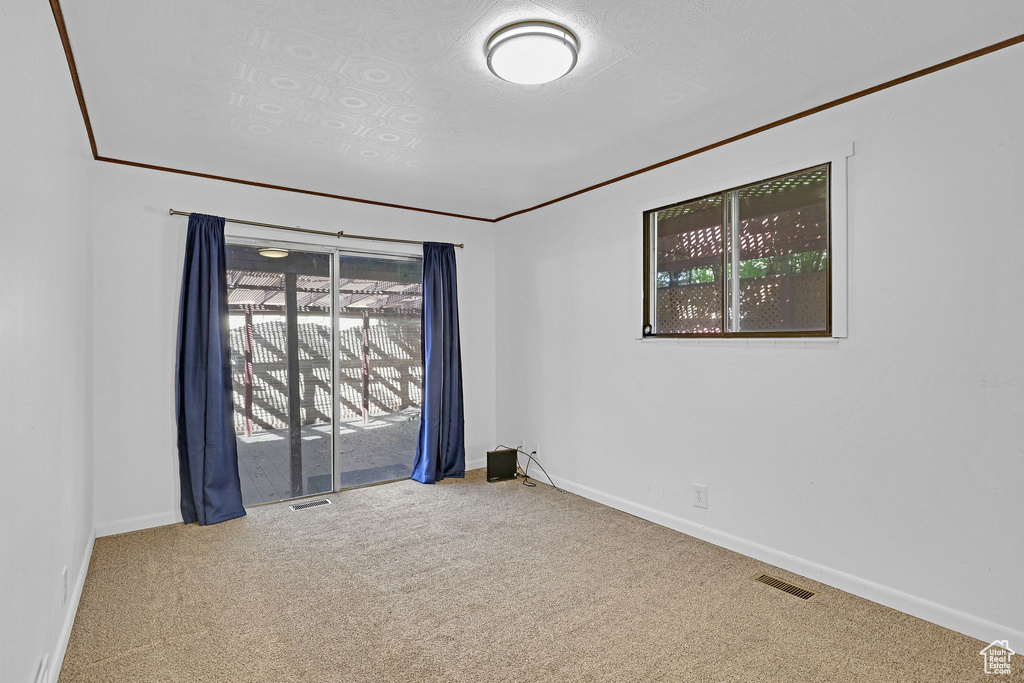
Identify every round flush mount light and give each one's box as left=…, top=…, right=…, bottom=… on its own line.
left=258, top=247, right=290, bottom=258
left=486, top=21, right=579, bottom=85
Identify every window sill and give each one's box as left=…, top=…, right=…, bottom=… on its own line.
left=637, top=336, right=842, bottom=348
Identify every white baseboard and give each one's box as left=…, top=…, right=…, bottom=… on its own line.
left=555, top=475, right=1023, bottom=650
left=85, top=472, right=1020, bottom=655
left=97, top=464, right=493, bottom=537
left=95, top=511, right=180, bottom=538
left=51, top=529, right=95, bottom=683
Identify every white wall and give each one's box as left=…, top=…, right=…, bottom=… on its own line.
left=495, top=44, right=1024, bottom=645
left=0, top=3, right=95, bottom=681
left=5, top=5, right=1017, bottom=677
left=90, top=164, right=497, bottom=534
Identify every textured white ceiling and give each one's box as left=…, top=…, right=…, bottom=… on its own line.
left=61, top=0, right=1024, bottom=219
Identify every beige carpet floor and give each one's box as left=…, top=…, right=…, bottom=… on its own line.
left=60, top=469, right=1000, bottom=682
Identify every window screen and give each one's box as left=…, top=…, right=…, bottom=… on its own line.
left=645, top=165, right=830, bottom=337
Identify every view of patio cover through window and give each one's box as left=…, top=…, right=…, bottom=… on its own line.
left=225, top=245, right=423, bottom=506
left=645, top=164, right=830, bottom=336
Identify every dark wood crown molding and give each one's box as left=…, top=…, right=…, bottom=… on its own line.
left=48, top=0, right=1024, bottom=224
left=493, top=32, right=1024, bottom=222
left=49, top=0, right=97, bottom=159
left=96, top=156, right=495, bottom=223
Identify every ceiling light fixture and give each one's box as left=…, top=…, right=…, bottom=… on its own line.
left=258, top=247, right=289, bottom=258
left=486, top=21, right=579, bottom=85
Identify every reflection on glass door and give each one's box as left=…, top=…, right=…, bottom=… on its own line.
left=225, top=245, right=333, bottom=506
left=335, top=255, right=423, bottom=489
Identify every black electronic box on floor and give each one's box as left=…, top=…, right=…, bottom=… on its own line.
left=486, top=448, right=517, bottom=482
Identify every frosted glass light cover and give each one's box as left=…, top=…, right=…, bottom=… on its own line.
left=487, top=22, right=578, bottom=85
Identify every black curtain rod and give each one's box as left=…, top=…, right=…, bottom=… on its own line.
left=168, top=209, right=464, bottom=248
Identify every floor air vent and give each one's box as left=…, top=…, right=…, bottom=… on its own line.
left=751, top=573, right=818, bottom=601
left=289, top=499, right=332, bottom=511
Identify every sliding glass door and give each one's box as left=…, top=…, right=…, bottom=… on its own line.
left=335, top=255, right=423, bottom=488
left=225, top=245, right=334, bottom=506
left=225, top=241, right=422, bottom=506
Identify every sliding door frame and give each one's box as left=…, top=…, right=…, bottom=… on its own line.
left=226, top=235, right=423, bottom=502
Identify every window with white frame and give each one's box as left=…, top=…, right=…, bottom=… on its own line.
left=643, top=164, right=831, bottom=337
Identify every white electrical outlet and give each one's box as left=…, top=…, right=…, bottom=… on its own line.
left=694, top=485, right=708, bottom=509
left=61, top=567, right=68, bottom=608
